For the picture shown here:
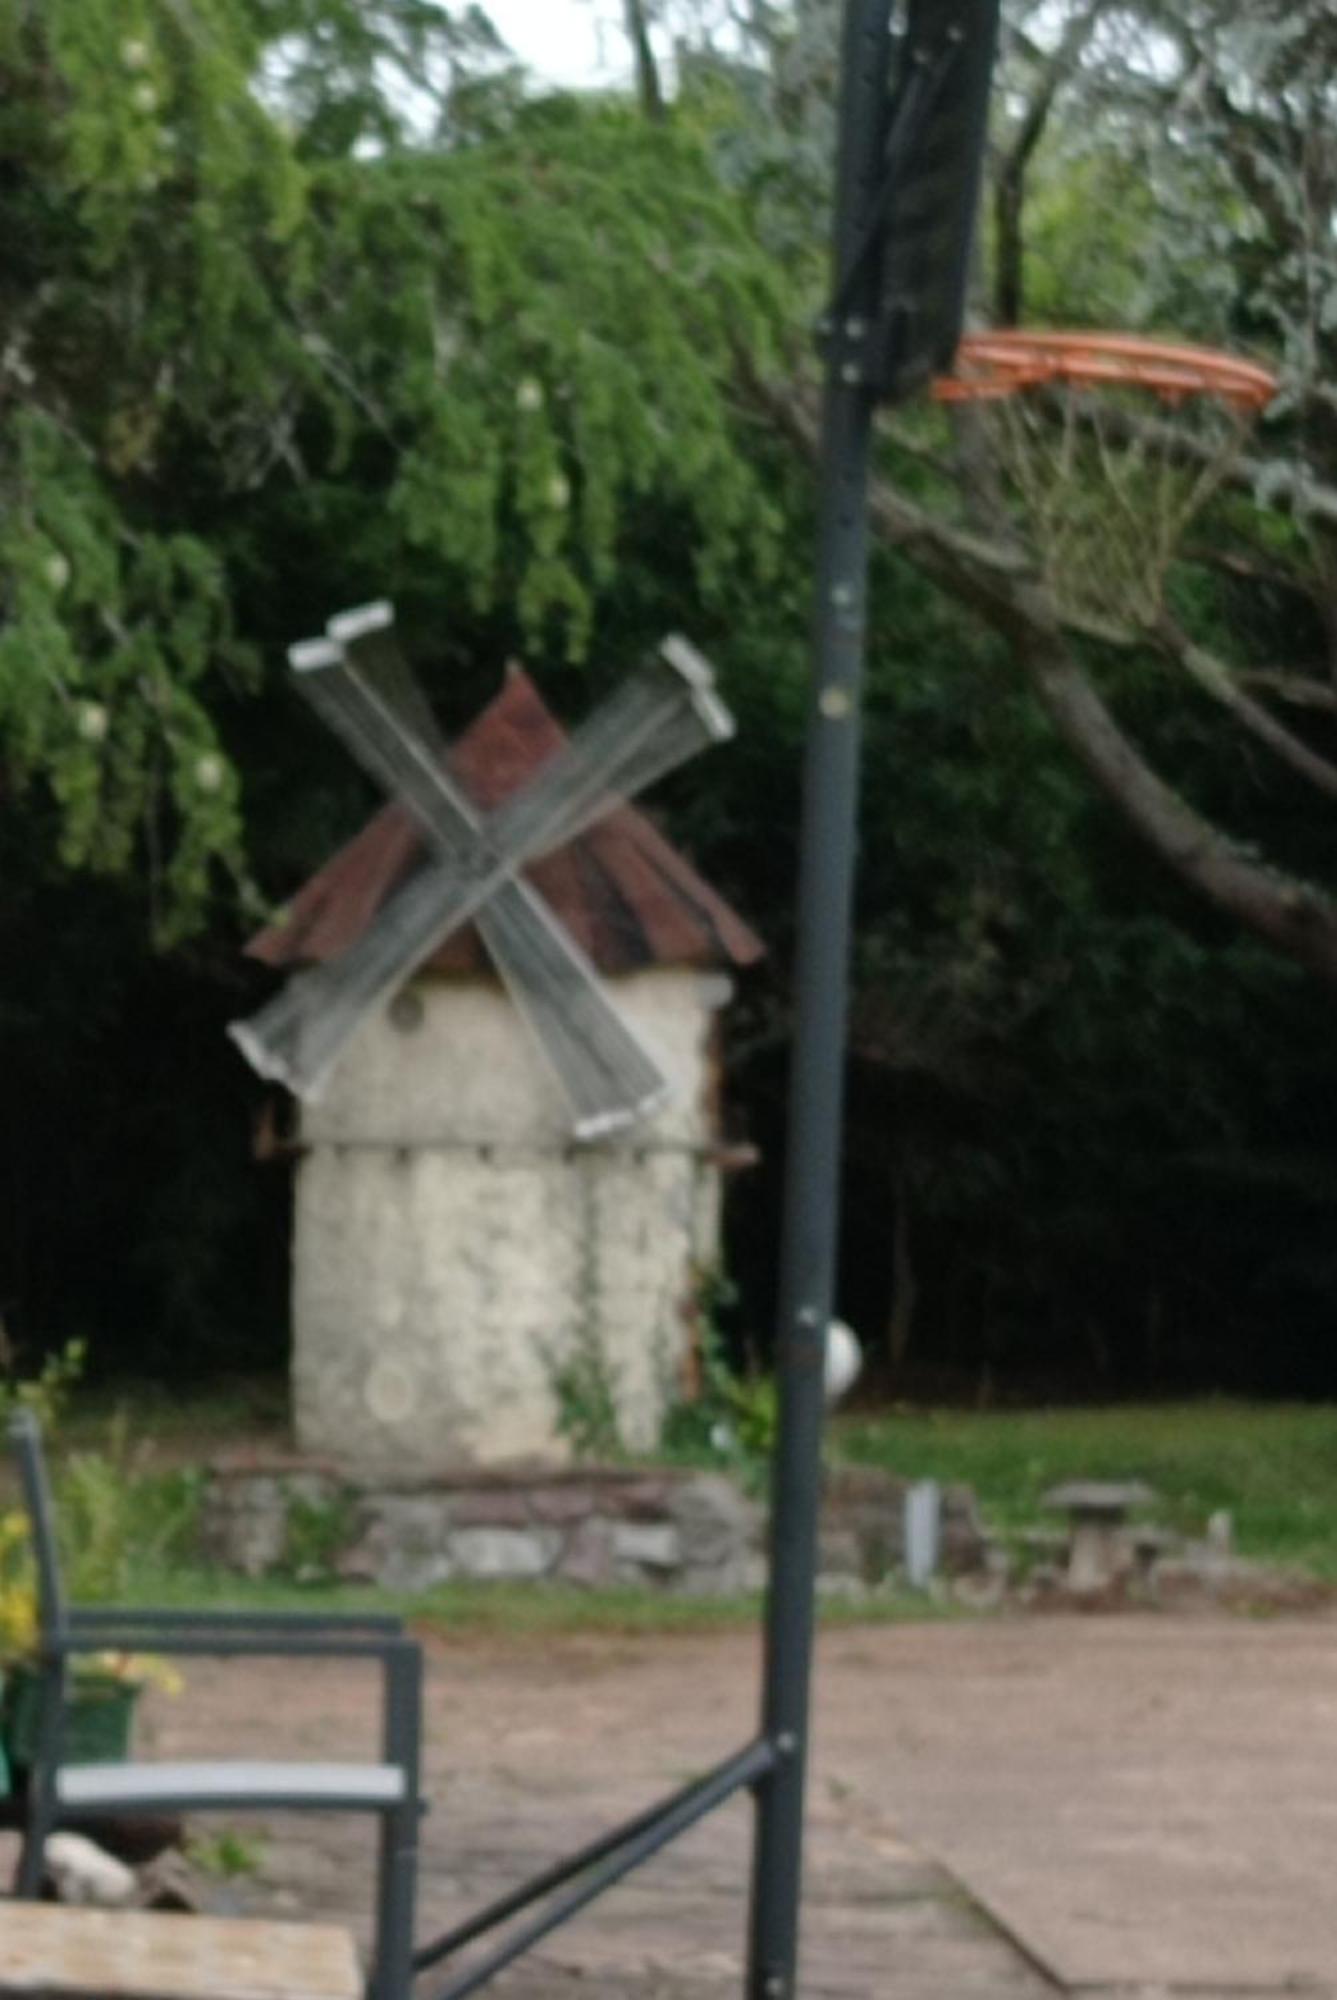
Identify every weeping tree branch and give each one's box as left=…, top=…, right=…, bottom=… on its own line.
left=758, top=369, right=1337, bottom=993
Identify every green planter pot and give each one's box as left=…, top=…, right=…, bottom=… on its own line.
left=4, top=1664, right=139, bottom=1771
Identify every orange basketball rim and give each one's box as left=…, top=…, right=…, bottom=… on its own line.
left=935, top=329, right=1277, bottom=411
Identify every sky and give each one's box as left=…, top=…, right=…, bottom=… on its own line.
left=485, top=0, right=634, bottom=89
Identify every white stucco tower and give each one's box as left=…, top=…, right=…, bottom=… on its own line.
left=247, top=667, right=762, bottom=1479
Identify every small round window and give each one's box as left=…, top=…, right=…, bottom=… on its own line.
left=388, top=988, right=425, bottom=1034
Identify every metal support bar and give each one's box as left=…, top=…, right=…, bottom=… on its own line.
left=746, top=4, right=894, bottom=1997
left=66, top=1607, right=403, bottom=1634
left=414, top=1736, right=776, bottom=1974
left=48, top=1631, right=404, bottom=1661
left=428, top=1737, right=777, bottom=2000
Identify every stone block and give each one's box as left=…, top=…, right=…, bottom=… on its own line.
left=448, top=1490, right=535, bottom=1529
left=668, top=1475, right=759, bottom=1568
left=557, top=1516, right=616, bottom=1588
left=447, top=1527, right=560, bottom=1580
left=677, top=1559, right=751, bottom=1597
left=357, top=1494, right=455, bottom=1544
left=608, top=1478, right=678, bottom=1521
left=528, top=1484, right=598, bottom=1525
left=612, top=1522, right=681, bottom=1574
left=341, top=1494, right=455, bottom=1591
left=356, top=1542, right=455, bottom=1592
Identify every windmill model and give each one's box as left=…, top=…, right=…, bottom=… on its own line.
left=229, top=603, right=736, bottom=1136
left=216, top=6, right=1008, bottom=1994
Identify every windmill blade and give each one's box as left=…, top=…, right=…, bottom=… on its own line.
left=326, top=602, right=447, bottom=760
left=488, top=637, right=733, bottom=860
left=480, top=883, right=668, bottom=1138
left=229, top=638, right=733, bottom=1104
left=298, top=611, right=669, bottom=1137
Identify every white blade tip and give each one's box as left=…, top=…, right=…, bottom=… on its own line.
left=659, top=635, right=736, bottom=743
left=327, top=601, right=395, bottom=644
left=288, top=637, right=342, bottom=675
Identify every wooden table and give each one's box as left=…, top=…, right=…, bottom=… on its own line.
left=0, top=1905, right=360, bottom=2000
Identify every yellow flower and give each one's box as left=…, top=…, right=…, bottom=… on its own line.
left=91, top=1652, right=184, bottom=1697
left=0, top=1585, right=37, bottom=1662
left=0, top=1511, right=29, bottom=1552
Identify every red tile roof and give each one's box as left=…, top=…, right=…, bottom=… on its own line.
left=246, top=667, right=764, bottom=978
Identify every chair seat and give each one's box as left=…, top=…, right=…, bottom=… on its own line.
left=56, top=1760, right=407, bottom=1814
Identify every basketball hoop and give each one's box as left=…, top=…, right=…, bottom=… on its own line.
left=932, top=330, right=1279, bottom=630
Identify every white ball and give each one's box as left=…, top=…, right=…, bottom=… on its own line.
left=824, top=1319, right=862, bottom=1405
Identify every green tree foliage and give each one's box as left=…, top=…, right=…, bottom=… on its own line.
left=301, top=98, right=787, bottom=658
left=1, top=1, right=792, bottom=927
left=3, top=0, right=1337, bottom=1398
left=0, top=0, right=306, bottom=934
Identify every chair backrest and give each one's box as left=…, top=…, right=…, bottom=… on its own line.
left=8, top=1411, right=67, bottom=1640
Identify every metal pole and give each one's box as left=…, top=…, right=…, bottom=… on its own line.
left=746, top=4, right=893, bottom=1996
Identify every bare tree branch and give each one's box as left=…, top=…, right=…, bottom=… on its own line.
left=1005, top=596, right=1337, bottom=989
left=624, top=0, right=667, bottom=122
left=1155, top=617, right=1337, bottom=802
left=1238, top=670, right=1337, bottom=716
left=993, top=0, right=1111, bottom=325
left=757, top=367, right=1337, bottom=992
left=747, top=366, right=1029, bottom=599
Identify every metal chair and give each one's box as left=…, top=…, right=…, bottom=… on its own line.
left=6, top=1411, right=422, bottom=2000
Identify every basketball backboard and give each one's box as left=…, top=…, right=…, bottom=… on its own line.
left=868, top=0, right=1001, bottom=402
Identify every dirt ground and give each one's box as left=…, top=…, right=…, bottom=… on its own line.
left=140, top=1611, right=1337, bottom=1998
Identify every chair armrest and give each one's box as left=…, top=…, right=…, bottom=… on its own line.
left=68, top=1606, right=404, bottom=1636
left=50, top=1626, right=410, bottom=1662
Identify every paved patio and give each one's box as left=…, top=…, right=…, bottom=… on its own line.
left=142, top=1613, right=1337, bottom=1997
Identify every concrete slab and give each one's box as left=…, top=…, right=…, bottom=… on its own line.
left=142, top=1636, right=1047, bottom=1998
left=821, top=1615, right=1337, bottom=1992
left=128, top=1613, right=1337, bottom=1995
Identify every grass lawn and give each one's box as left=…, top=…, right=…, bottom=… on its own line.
left=110, top=1568, right=958, bottom=1637
left=27, top=1385, right=1337, bottom=1614
left=835, top=1401, right=1337, bottom=1577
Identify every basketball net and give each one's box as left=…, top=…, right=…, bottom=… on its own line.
left=933, top=332, right=1278, bottom=633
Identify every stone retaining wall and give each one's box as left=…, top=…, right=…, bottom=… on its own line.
left=200, top=1456, right=987, bottom=1597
